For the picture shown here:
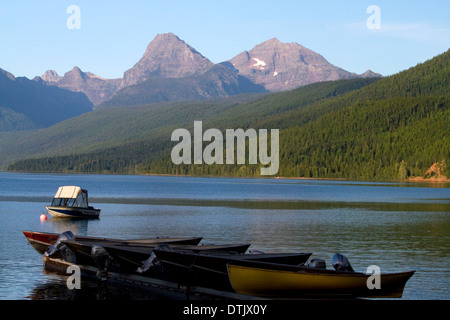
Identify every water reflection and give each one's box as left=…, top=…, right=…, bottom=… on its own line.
left=3, top=196, right=447, bottom=212
left=46, top=218, right=92, bottom=236
left=26, top=269, right=198, bottom=300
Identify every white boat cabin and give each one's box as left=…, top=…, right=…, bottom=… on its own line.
left=50, top=186, right=90, bottom=208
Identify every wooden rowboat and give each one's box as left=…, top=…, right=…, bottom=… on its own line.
left=227, top=261, right=415, bottom=298
left=22, top=230, right=202, bottom=255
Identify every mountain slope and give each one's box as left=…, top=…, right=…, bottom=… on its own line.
left=6, top=50, right=448, bottom=180
left=2, top=78, right=378, bottom=171
left=150, top=49, right=449, bottom=179
left=0, top=106, right=38, bottom=132
left=268, top=49, right=450, bottom=179
left=99, top=64, right=267, bottom=108
left=279, top=95, right=449, bottom=179
left=0, top=68, right=93, bottom=130
left=0, top=94, right=265, bottom=169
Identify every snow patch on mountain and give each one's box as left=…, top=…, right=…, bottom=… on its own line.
left=252, top=58, right=266, bottom=69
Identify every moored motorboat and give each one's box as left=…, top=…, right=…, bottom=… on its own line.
left=153, top=249, right=312, bottom=291
left=227, top=255, right=415, bottom=298
left=103, top=242, right=251, bottom=273
left=59, top=239, right=251, bottom=270
left=45, top=186, right=100, bottom=218
left=23, top=230, right=203, bottom=255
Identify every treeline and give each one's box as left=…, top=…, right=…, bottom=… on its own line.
left=277, top=95, right=449, bottom=180
left=139, top=96, right=449, bottom=180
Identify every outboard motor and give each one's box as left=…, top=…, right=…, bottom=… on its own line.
left=307, top=258, right=327, bottom=269
left=332, top=253, right=354, bottom=272
left=91, top=245, right=109, bottom=281
left=44, top=231, right=76, bottom=263
left=137, top=243, right=173, bottom=273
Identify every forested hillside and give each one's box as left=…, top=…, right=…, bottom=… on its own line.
left=4, top=78, right=375, bottom=171
left=7, top=50, right=449, bottom=181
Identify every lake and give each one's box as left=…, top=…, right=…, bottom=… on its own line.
left=0, top=172, right=449, bottom=300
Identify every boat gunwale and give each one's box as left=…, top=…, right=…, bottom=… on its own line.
left=226, top=262, right=416, bottom=277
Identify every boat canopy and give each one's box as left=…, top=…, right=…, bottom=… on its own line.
left=51, top=186, right=89, bottom=208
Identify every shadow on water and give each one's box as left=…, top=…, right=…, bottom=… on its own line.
left=25, top=269, right=197, bottom=300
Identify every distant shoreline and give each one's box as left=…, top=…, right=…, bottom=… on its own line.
left=2, top=170, right=448, bottom=184
left=144, top=173, right=450, bottom=183
left=406, top=176, right=450, bottom=183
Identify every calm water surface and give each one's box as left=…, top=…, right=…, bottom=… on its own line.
left=0, top=172, right=448, bottom=300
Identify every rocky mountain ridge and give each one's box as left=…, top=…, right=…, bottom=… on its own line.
left=226, top=38, right=380, bottom=91
left=34, top=67, right=121, bottom=106
left=32, top=33, right=380, bottom=107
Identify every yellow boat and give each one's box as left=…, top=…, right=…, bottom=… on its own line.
left=227, top=261, right=415, bottom=298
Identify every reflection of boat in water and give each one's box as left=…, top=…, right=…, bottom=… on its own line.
left=45, top=186, right=100, bottom=219
left=227, top=254, right=415, bottom=298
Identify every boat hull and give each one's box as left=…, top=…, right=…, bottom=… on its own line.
left=26, top=238, right=62, bottom=256
left=153, top=249, right=312, bottom=291
left=61, top=240, right=250, bottom=270
left=22, top=230, right=202, bottom=255
left=104, top=243, right=251, bottom=273
left=227, top=263, right=415, bottom=298
left=46, top=206, right=101, bottom=219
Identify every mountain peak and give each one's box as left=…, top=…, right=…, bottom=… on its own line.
left=257, top=38, right=305, bottom=50
left=360, top=69, right=383, bottom=78
left=41, top=70, right=62, bottom=82
left=228, top=38, right=358, bottom=91
left=259, top=37, right=283, bottom=46
left=68, top=66, right=84, bottom=75
left=153, top=32, right=180, bottom=41
left=59, top=66, right=89, bottom=84
left=121, top=33, right=214, bottom=88
left=142, top=33, right=183, bottom=55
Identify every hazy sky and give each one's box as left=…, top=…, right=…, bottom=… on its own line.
left=1, top=1, right=448, bottom=79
